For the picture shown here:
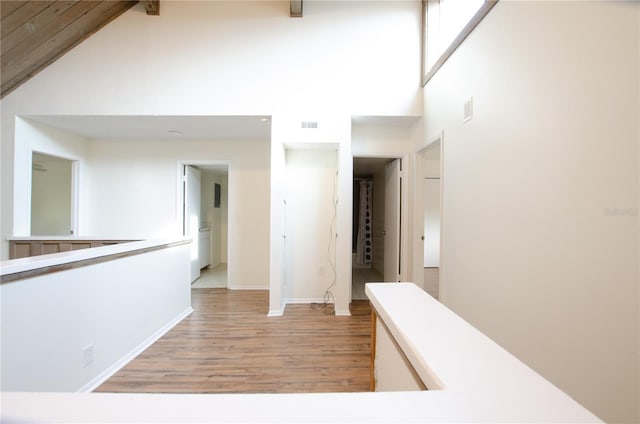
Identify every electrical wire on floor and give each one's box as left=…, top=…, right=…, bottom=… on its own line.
left=311, top=167, right=339, bottom=315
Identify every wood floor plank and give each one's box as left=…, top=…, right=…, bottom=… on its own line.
left=96, top=289, right=372, bottom=394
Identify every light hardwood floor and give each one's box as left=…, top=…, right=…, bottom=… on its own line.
left=96, top=289, right=371, bottom=394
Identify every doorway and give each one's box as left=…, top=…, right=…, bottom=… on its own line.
left=31, top=151, right=77, bottom=236
left=181, top=162, right=229, bottom=288
left=352, top=156, right=402, bottom=299
left=418, top=139, right=441, bottom=300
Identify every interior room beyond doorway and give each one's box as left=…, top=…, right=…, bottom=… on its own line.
left=183, top=163, right=229, bottom=288
left=352, top=157, right=398, bottom=299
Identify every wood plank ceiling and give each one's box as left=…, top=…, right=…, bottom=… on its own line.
left=0, top=1, right=160, bottom=99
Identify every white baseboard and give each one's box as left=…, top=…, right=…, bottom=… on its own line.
left=283, top=297, right=333, bottom=304
left=335, top=308, right=352, bottom=316
left=227, top=285, right=269, bottom=290
left=77, top=307, right=194, bottom=393
left=267, top=307, right=285, bottom=317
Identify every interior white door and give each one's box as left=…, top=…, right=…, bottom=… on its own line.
left=423, top=178, right=441, bottom=267
left=384, top=159, right=401, bottom=282
left=184, top=165, right=202, bottom=283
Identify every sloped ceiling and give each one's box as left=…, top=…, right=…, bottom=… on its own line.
left=0, top=1, right=304, bottom=100
left=0, top=1, right=160, bottom=99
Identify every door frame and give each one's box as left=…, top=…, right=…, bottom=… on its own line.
left=177, top=160, right=231, bottom=283
left=351, top=153, right=410, bottom=295
left=29, top=150, right=80, bottom=236
left=414, top=131, right=444, bottom=297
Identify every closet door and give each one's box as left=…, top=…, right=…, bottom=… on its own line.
left=184, top=165, right=201, bottom=283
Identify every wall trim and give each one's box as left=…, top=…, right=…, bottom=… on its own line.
left=335, top=308, right=352, bottom=316
left=77, top=306, right=194, bottom=393
left=283, top=297, right=332, bottom=304
left=228, top=285, right=269, bottom=290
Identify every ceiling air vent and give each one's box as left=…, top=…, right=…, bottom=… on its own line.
left=301, top=121, right=318, bottom=129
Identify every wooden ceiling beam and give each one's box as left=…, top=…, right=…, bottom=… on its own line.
left=143, top=0, right=160, bottom=16
left=290, top=0, right=302, bottom=17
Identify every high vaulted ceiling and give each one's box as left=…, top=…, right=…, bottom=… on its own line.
left=0, top=0, right=303, bottom=99
left=0, top=1, right=159, bottom=99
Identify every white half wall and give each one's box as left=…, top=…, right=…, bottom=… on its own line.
left=422, top=1, right=639, bottom=422
left=0, top=242, right=191, bottom=392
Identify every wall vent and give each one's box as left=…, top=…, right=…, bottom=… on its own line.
left=301, top=121, right=318, bottom=129
left=463, top=97, right=473, bottom=122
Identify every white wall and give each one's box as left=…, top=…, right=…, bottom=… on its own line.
left=284, top=149, right=337, bottom=301
left=0, top=242, right=191, bottom=392
left=11, top=119, right=89, bottom=244
left=270, top=114, right=352, bottom=315
left=31, top=157, right=72, bottom=235
left=422, top=2, right=639, bottom=422
left=0, top=1, right=421, bottom=117
left=86, top=138, right=270, bottom=289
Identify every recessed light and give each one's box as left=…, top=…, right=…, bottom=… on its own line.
left=168, top=130, right=183, bottom=135
left=260, top=117, right=269, bottom=123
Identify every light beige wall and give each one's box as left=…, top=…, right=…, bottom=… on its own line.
left=422, top=1, right=639, bottom=422
left=31, top=158, right=72, bottom=236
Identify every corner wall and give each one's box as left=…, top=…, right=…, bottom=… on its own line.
left=422, top=2, right=639, bottom=421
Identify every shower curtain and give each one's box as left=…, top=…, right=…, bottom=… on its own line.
left=356, top=179, right=373, bottom=265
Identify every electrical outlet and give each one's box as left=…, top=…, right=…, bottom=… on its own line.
left=83, top=344, right=94, bottom=368
left=318, top=266, right=325, bottom=277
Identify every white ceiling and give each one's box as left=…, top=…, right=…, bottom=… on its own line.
left=25, top=115, right=272, bottom=140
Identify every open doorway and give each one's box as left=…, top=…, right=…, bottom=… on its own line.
left=181, top=162, right=229, bottom=288
left=31, top=151, right=77, bottom=236
left=418, top=139, right=441, bottom=300
left=352, top=156, right=402, bottom=299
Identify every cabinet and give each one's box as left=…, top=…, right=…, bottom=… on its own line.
left=198, top=229, right=211, bottom=269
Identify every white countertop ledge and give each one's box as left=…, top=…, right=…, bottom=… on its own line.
left=366, top=282, right=601, bottom=422
left=0, top=283, right=601, bottom=423
left=0, top=237, right=190, bottom=277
